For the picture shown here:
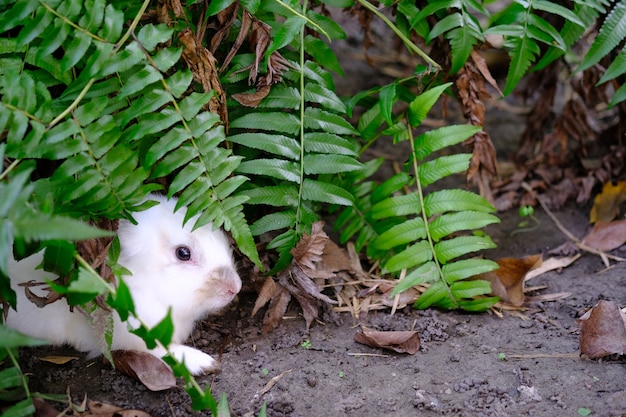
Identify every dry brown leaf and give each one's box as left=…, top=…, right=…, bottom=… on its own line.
left=579, top=300, right=626, bottom=359
left=82, top=401, right=152, bottom=417
left=525, top=255, right=580, bottom=281
left=39, top=355, right=79, bottom=365
left=33, top=398, right=60, bottom=417
left=178, top=29, right=228, bottom=126
left=590, top=181, right=626, bottom=223
left=354, top=329, right=420, bottom=354
left=254, top=278, right=291, bottom=334
left=111, top=350, right=176, bottom=391
left=292, top=222, right=327, bottom=270
left=581, top=219, right=626, bottom=252
left=476, top=255, right=542, bottom=306
left=232, top=85, right=271, bottom=107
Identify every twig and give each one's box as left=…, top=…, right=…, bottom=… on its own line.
left=506, top=353, right=579, bottom=359
left=521, top=182, right=626, bottom=267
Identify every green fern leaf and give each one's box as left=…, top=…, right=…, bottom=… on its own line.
left=424, top=189, right=496, bottom=216
left=230, top=112, right=301, bottom=135
left=357, top=105, right=385, bottom=141
left=250, top=211, right=297, bottom=235
left=303, top=154, right=361, bottom=174
left=434, top=235, right=496, bottom=264
left=408, top=82, right=452, bottom=126
left=303, top=132, right=359, bottom=156
left=304, top=107, right=358, bottom=135
left=371, top=218, right=426, bottom=250
left=384, top=241, right=433, bottom=272
left=302, top=179, right=353, bottom=205
left=239, top=185, right=299, bottom=206
left=370, top=193, right=422, bottom=219
left=391, top=261, right=439, bottom=296
left=371, top=172, right=413, bottom=204
left=450, top=279, right=491, bottom=299
left=228, top=133, right=300, bottom=160
left=417, top=153, right=471, bottom=187
left=598, top=46, right=626, bottom=84
left=579, top=1, right=626, bottom=71
left=304, top=82, right=346, bottom=113
left=442, top=258, right=499, bottom=283
left=414, top=125, right=482, bottom=160
left=258, top=85, right=301, bottom=109
left=236, top=159, right=301, bottom=183
left=303, top=35, right=344, bottom=76
left=267, top=15, right=306, bottom=57
left=413, top=281, right=450, bottom=309
left=447, top=18, right=481, bottom=74
left=429, top=211, right=500, bottom=241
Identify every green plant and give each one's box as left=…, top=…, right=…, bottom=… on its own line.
left=336, top=81, right=500, bottom=311
left=300, top=339, right=312, bottom=349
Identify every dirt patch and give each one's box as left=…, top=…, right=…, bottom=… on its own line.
left=15, top=204, right=626, bottom=417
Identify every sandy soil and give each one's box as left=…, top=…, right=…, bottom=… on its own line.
left=16, top=203, right=626, bottom=417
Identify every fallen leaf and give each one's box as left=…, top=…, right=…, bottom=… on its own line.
left=39, top=355, right=79, bottom=365
left=354, top=329, right=420, bottom=354
left=525, top=255, right=580, bottom=281
left=83, top=400, right=152, bottom=417
left=589, top=181, right=626, bottom=223
left=251, top=277, right=292, bottom=334
left=111, top=350, right=176, bottom=391
left=475, top=255, right=542, bottom=306
left=581, top=219, right=626, bottom=252
left=579, top=300, right=626, bottom=359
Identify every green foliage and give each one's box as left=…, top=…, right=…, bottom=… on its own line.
left=579, top=1, right=626, bottom=107
left=336, top=81, right=500, bottom=311
left=223, top=0, right=361, bottom=272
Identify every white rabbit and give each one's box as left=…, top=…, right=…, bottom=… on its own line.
left=5, top=194, right=242, bottom=375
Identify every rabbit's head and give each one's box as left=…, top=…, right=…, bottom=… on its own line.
left=116, top=195, right=241, bottom=342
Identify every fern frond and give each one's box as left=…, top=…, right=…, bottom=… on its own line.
left=486, top=0, right=586, bottom=95
left=337, top=80, right=500, bottom=311
left=578, top=0, right=626, bottom=72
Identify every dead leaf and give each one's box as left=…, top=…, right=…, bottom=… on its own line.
left=581, top=219, right=626, bottom=252
left=475, top=255, right=542, bottom=306
left=111, top=350, right=176, bottom=391
left=82, top=401, right=152, bottom=417
left=524, top=255, right=580, bottom=281
left=579, top=300, right=626, bottom=359
left=251, top=277, right=292, bottom=334
left=292, top=222, right=327, bottom=270
left=590, top=181, right=626, bottom=223
left=354, top=329, right=420, bottom=354
left=39, top=355, right=79, bottom=365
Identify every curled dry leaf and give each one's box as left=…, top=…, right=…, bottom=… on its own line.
left=581, top=219, right=626, bottom=252
left=252, top=222, right=340, bottom=332
left=475, top=255, right=542, bottom=306
left=111, top=350, right=176, bottom=391
left=579, top=300, right=626, bottom=359
left=354, top=329, right=420, bottom=354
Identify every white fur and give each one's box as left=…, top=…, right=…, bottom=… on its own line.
left=5, top=195, right=242, bottom=375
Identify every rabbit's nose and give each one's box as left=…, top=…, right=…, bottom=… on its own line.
left=214, top=266, right=242, bottom=295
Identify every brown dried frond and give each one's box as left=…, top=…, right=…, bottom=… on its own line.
left=456, top=50, right=499, bottom=203
left=178, top=29, right=229, bottom=126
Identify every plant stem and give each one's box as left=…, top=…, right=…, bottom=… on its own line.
left=356, top=0, right=441, bottom=70
left=39, top=0, right=107, bottom=43
left=407, top=123, right=457, bottom=307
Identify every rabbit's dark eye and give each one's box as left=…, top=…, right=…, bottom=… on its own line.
left=175, top=246, right=192, bottom=261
